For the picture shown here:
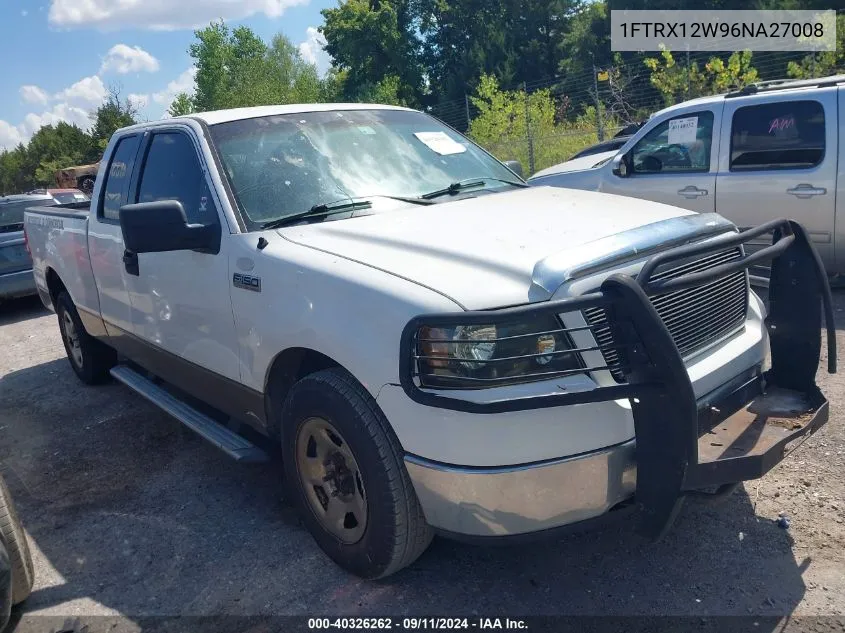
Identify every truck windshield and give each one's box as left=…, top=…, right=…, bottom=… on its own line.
left=208, top=109, right=523, bottom=229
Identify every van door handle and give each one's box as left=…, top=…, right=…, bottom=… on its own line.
left=678, top=186, right=708, bottom=198
left=787, top=184, right=827, bottom=198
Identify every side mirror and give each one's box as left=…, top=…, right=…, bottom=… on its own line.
left=611, top=153, right=629, bottom=178
left=119, top=200, right=220, bottom=255
left=503, top=160, right=524, bottom=179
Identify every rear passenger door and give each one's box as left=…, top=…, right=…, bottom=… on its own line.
left=88, top=133, right=142, bottom=334
left=716, top=89, right=837, bottom=268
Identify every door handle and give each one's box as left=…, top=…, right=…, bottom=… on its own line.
left=123, top=250, right=139, bottom=276
left=677, top=186, right=708, bottom=198
left=787, top=184, right=827, bottom=198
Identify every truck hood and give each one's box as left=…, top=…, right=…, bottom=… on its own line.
left=280, top=186, right=713, bottom=310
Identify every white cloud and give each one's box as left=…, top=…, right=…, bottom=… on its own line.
left=48, top=0, right=309, bottom=31
left=0, top=75, right=111, bottom=151
left=54, top=75, right=107, bottom=109
left=128, top=93, right=150, bottom=109
left=19, top=85, right=50, bottom=106
left=100, top=44, right=160, bottom=74
left=0, top=103, right=92, bottom=152
left=152, top=67, right=197, bottom=107
left=298, top=26, right=330, bottom=77
left=0, top=121, right=23, bottom=152
left=21, top=9, right=28, bottom=16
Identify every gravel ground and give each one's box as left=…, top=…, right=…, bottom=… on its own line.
left=0, top=292, right=843, bottom=630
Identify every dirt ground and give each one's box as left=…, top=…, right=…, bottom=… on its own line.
left=0, top=292, right=843, bottom=630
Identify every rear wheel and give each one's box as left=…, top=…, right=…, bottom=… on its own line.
left=281, top=368, right=432, bottom=578
left=0, top=474, right=33, bottom=605
left=55, top=291, right=115, bottom=384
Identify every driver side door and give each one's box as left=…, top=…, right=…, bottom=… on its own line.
left=602, top=106, right=722, bottom=214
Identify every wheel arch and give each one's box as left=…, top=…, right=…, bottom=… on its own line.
left=44, top=266, right=67, bottom=309
left=264, top=347, right=345, bottom=440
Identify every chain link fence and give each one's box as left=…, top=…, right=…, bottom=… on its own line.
left=428, top=35, right=844, bottom=176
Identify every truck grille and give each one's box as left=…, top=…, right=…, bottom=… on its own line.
left=583, top=248, right=748, bottom=381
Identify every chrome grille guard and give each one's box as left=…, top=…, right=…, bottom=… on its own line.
left=399, top=219, right=837, bottom=539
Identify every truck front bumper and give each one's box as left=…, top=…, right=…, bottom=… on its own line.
left=400, top=219, right=836, bottom=540
left=405, top=440, right=637, bottom=537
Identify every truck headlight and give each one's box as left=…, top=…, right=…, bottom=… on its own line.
left=415, top=315, right=582, bottom=389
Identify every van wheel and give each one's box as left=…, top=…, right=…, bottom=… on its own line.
left=55, top=291, right=115, bottom=385
left=0, top=474, right=33, bottom=605
left=281, top=368, right=432, bottom=578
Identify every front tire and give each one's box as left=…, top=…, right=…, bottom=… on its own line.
left=55, top=291, right=115, bottom=385
left=281, top=368, right=432, bottom=578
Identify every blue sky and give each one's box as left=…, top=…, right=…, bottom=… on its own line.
left=0, top=0, right=337, bottom=151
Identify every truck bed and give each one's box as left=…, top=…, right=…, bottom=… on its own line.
left=24, top=203, right=95, bottom=313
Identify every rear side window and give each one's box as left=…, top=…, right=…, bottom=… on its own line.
left=136, top=132, right=216, bottom=225
left=730, top=100, right=825, bottom=171
left=101, top=135, right=140, bottom=220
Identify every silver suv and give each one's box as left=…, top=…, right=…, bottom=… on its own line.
left=530, top=75, right=845, bottom=275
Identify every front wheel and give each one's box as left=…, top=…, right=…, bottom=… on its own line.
left=281, top=368, right=432, bottom=578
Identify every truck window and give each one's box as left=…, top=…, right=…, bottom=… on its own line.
left=730, top=100, right=825, bottom=171
left=137, top=132, right=216, bottom=225
left=101, top=135, right=140, bottom=221
left=630, top=112, right=714, bottom=175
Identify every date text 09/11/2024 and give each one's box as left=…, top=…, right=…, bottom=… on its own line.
left=307, top=618, right=529, bottom=630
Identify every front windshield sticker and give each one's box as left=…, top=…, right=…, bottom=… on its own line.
left=667, top=117, right=698, bottom=145
left=413, top=131, right=467, bottom=155
left=357, top=126, right=377, bottom=135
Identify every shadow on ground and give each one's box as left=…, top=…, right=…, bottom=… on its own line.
left=0, top=296, right=48, bottom=327
left=0, top=354, right=811, bottom=626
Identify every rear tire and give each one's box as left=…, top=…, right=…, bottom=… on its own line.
left=55, top=291, right=115, bottom=385
left=281, top=368, right=432, bottom=578
left=0, top=474, right=33, bottom=605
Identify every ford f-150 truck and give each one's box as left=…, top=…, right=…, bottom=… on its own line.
left=24, top=104, right=836, bottom=578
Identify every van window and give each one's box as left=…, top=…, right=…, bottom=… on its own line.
left=101, top=135, right=140, bottom=221
left=630, top=112, right=714, bottom=175
left=137, top=132, right=216, bottom=225
left=730, top=100, right=825, bottom=171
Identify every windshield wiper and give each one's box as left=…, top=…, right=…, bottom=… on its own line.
left=260, top=199, right=372, bottom=230
left=420, top=177, right=528, bottom=200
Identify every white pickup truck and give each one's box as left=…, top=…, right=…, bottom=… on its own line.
left=24, top=104, right=836, bottom=578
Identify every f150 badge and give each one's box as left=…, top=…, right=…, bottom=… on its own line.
left=233, top=273, right=261, bottom=292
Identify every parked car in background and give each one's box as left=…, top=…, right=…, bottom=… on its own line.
left=27, top=188, right=90, bottom=205
left=25, top=103, right=834, bottom=579
left=567, top=122, right=645, bottom=161
left=0, top=193, right=55, bottom=301
left=54, top=162, right=99, bottom=196
left=0, top=471, right=35, bottom=630
left=528, top=75, right=845, bottom=275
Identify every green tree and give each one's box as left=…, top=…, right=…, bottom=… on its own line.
left=645, top=48, right=759, bottom=106
left=189, top=22, right=326, bottom=110
left=321, top=0, right=423, bottom=105
left=787, top=14, right=845, bottom=79
left=168, top=93, right=196, bottom=117
left=89, top=87, right=138, bottom=155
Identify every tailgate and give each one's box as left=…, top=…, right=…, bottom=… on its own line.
left=0, top=228, right=31, bottom=276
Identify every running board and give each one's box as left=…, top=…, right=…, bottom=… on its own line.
left=110, top=365, right=269, bottom=463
